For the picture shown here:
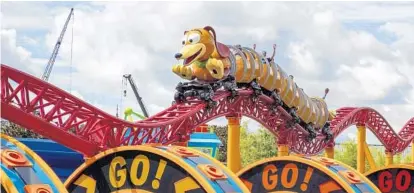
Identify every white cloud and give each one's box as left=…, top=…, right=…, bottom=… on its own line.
left=336, top=58, right=405, bottom=100
left=21, top=36, right=39, bottom=45
left=323, top=2, right=414, bottom=22
left=1, top=2, right=413, bottom=146
left=287, top=41, right=320, bottom=77
left=1, top=29, right=42, bottom=75
left=347, top=133, right=357, bottom=141
left=313, top=11, right=335, bottom=26
left=381, top=23, right=414, bottom=43
left=0, top=2, right=63, bottom=31
left=70, top=90, right=84, bottom=101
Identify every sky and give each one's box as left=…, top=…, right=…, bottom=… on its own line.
left=1, top=1, right=414, bottom=145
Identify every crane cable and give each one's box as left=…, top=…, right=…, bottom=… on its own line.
left=69, top=10, right=75, bottom=93
left=120, top=77, right=126, bottom=118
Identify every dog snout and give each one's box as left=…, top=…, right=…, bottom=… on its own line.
left=175, top=53, right=182, bottom=59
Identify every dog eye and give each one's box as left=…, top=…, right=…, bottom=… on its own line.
left=188, top=33, right=200, bottom=44
left=181, top=36, right=187, bottom=45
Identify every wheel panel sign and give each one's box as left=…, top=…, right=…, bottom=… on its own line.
left=366, top=167, right=414, bottom=193
left=239, top=160, right=347, bottom=193
left=66, top=150, right=206, bottom=193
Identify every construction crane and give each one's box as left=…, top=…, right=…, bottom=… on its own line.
left=123, top=74, right=149, bottom=118
left=41, top=8, right=74, bottom=81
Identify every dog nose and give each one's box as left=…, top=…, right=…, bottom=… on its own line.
left=175, top=53, right=182, bottom=59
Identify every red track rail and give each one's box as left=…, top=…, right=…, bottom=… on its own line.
left=289, top=107, right=414, bottom=155
left=1, top=64, right=413, bottom=157
left=1, top=64, right=293, bottom=156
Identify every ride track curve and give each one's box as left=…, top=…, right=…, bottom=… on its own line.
left=1, top=64, right=414, bottom=157
left=289, top=107, right=414, bottom=155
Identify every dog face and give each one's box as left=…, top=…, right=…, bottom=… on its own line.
left=174, top=27, right=215, bottom=66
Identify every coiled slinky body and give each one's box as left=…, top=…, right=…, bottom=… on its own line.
left=222, top=46, right=329, bottom=129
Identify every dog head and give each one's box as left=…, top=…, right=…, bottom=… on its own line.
left=174, top=26, right=221, bottom=66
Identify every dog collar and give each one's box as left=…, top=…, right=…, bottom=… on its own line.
left=194, top=60, right=207, bottom=68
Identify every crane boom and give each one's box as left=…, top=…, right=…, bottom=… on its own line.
left=123, top=74, right=149, bottom=118
left=41, top=8, right=74, bottom=81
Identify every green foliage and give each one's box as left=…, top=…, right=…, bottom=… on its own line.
left=212, top=121, right=277, bottom=167
left=334, top=139, right=412, bottom=171
left=369, top=146, right=386, bottom=167
left=1, top=120, right=44, bottom=138
left=240, top=125, right=277, bottom=167
left=369, top=146, right=411, bottom=166
left=394, top=152, right=412, bottom=163
left=334, top=140, right=358, bottom=168
left=211, top=124, right=228, bottom=163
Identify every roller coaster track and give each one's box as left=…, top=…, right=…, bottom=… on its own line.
left=289, top=107, right=414, bottom=155
left=1, top=64, right=413, bottom=157
left=0, top=64, right=292, bottom=156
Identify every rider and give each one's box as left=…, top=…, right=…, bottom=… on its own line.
left=260, top=44, right=277, bottom=64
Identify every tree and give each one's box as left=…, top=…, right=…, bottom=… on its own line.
left=334, top=139, right=412, bottom=171
left=368, top=146, right=411, bottom=166
left=212, top=121, right=278, bottom=167
left=1, top=120, right=44, bottom=138
left=334, top=140, right=358, bottom=169
left=368, top=146, right=386, bottom=168
left=211, top=125, right=228, bottom=163
left=393, top=152, right=412, bottom=164
left=240, top=126, right=277, bottom=167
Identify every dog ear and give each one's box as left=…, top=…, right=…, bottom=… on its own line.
left=184, top=30, right=188, bottom=35
left=203, top=26, right=230, bottom=58
left=203, top=26, right=216, bottom=43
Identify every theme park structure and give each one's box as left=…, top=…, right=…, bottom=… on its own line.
left=1, top=26, right=414, bottom=193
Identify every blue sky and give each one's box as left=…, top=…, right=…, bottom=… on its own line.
left=2, top=1, right=414, bottom=146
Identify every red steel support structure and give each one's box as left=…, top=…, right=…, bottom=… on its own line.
left=288, top=107, right=414, bottom=155
left=1, top=64, right=414, bottom=157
